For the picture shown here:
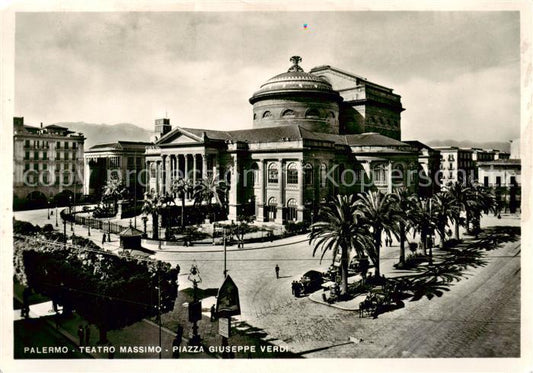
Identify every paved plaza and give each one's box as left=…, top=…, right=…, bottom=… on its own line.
left=13, top=209, right=521, bottom=357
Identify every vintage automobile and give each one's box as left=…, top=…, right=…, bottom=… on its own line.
left=294, top=270, right=324, bottom=294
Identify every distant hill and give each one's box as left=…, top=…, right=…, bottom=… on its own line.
left=424, top=139, right=511, bottom=153
left=53, top=122, right=153, bottom=149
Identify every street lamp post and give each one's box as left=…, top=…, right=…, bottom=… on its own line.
left=223, top=227, right=227, bottom=278
left=187, top=264, right=202, bottom=346
left=55, top=205, right=58, bottom=227
left=87, top=219, right=91, bottom=236
left=47, top=200, right=50, bottom=220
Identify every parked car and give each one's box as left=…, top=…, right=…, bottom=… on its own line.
left=295, top=270, right=324, bottom=294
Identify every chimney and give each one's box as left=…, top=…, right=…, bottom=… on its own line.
left=40, top=122, right=43, bottom=128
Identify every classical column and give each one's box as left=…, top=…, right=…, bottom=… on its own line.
left=184, top=154, right=189, bottom=181
left=275, top=159, right=284, bottom=225
left=387, top=161, right=393, bottom=193
left=212, top=155, right=218, bottom=179
left=202, top=154, right=208, bottom=180
left=83, top=158, right=91, bottom=195
left=192, top=154, right=198, bottom=185
left=256, top=159, right=265, bottom=223
left=155, top=161, right=161, bottom=193
left=297, top=161, right=305, bottom=222
left=228, top=155, right=239, bottom=221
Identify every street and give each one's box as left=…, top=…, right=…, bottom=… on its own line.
left=13, top=209, right=521, bottom=357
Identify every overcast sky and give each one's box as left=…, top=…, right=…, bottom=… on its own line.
left=15, top=11, right=520, bottom=142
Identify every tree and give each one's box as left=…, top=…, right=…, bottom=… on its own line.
left=170, top=178, right=195, bottom=228
left=102, top=176, right=127, bottom=213
left=409, top=196, right=435, bottom=256
left=431, top=191, right=459, bottom=248
left=466, top=183, right=496, bottom=236
left=193, top=176, right=228, bottom=222
left=445, top=181, right=470, bottom=240
left=141, top=191, right=164, bottom=240
left=355, top=190, right=401, bottom=278
left=310, top=195, right=372, bottom=296
left=392, top=188, right=415, bottom=266
left=18, top=239, right=178, bottom=344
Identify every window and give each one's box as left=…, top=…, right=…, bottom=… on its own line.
left=64, top=152, right=69, bottom=160
left=286, top=199, right=297, bottom=222
left=510, top=176, right=517, bottom=187
left=127, top=157, right=135, bottom=169
left=24, top=140, right=30, bottom=148
left=373, top=164, right=387, bottom=184
left=496, top=176, right=502, bottom=187
left=24, top=163, right=30, bottom=171
left=287, top=162, right=298, bottom=184
left=34, top=151, right=39, bottom=160
left=56, top=141, right=61, bottom=149
left=304, top=163, right=313, bottom=186
left=56, top=152, right=61, bottom=160
left=268, top=163, right=279, bottom=183
left=43, top=164, right=47, bottom=170
left=305, top=109, right=320, bottom=118
left=73, top=143, right=77, bottom=149
left=43, top=152, right=48, bottom=160
left=24, top=151, right=29, bottom=160
left=33, top=163, right=39, bottom=171
left=282, top=109, right=295, bottom=118
left=64, top=142, right=69, bottom=149
left=320, top=163, right=327, bottom=187
left=484, top=176, right=489, bottom=187
left=262, top=111, right=272, bottom=119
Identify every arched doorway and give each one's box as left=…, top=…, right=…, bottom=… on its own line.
left=286, top=198, right=297, bottom=222
left=266, top=197, right=277, bottom=222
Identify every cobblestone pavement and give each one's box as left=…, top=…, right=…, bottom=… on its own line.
left=13, top=209, right=521, bottom=358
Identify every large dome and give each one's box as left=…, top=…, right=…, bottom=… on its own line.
left=249, top=57, right=342, bottom=134
left=249, top=56, right=341, bottom=104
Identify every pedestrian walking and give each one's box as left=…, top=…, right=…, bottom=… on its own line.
left=102, top=233, right=106, bottom=245
left=175, top=264, right=180, bottom=275
left=77, top=325, right=85, bottom=346
left=275, top=264, right=280, bottom=279
left=85, top=324, right=91, bottom=345
left=210, top=304, right=216, bottom=322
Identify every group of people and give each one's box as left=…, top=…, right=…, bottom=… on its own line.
left=77, top=324, right=91, bottom=346
left=384, top=236, right=394, bottom=247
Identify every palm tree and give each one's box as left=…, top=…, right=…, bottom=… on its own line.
left=409, top=196, right=434, bottom=256
left=467, top=183, right=496, bottom=236
left=141, top=191, right=163, bottom=240
left=355, top=190, right=401, bottom=278
left=445, top=181, right=470, bottom=240
left=170, top=178, right=194, bottom=228
left=102, top=176, right=127, bottom=213
left=193, top=176, right=228, bottom=222
left=392, top=188, right=415, bottom=266
left=430, top=191, right=459, bottom=249
left=309, top=195, right=372, bottom=296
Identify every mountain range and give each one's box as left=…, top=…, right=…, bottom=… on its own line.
left=54, top=122, right=512, bottom=152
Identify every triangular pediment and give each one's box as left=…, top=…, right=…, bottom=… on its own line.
left=157, top=128, right=204, bottom=145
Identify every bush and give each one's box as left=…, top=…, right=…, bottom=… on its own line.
left=13, top=220, right=40, bottom=235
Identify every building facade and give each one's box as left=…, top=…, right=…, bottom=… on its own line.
left=145, top=57, right=435, bottom=224
left=13, top=117, right=85, bottom=208
left=84, top=141, right=151, bottom=198
left=435, top=147, right=476, bottom=185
